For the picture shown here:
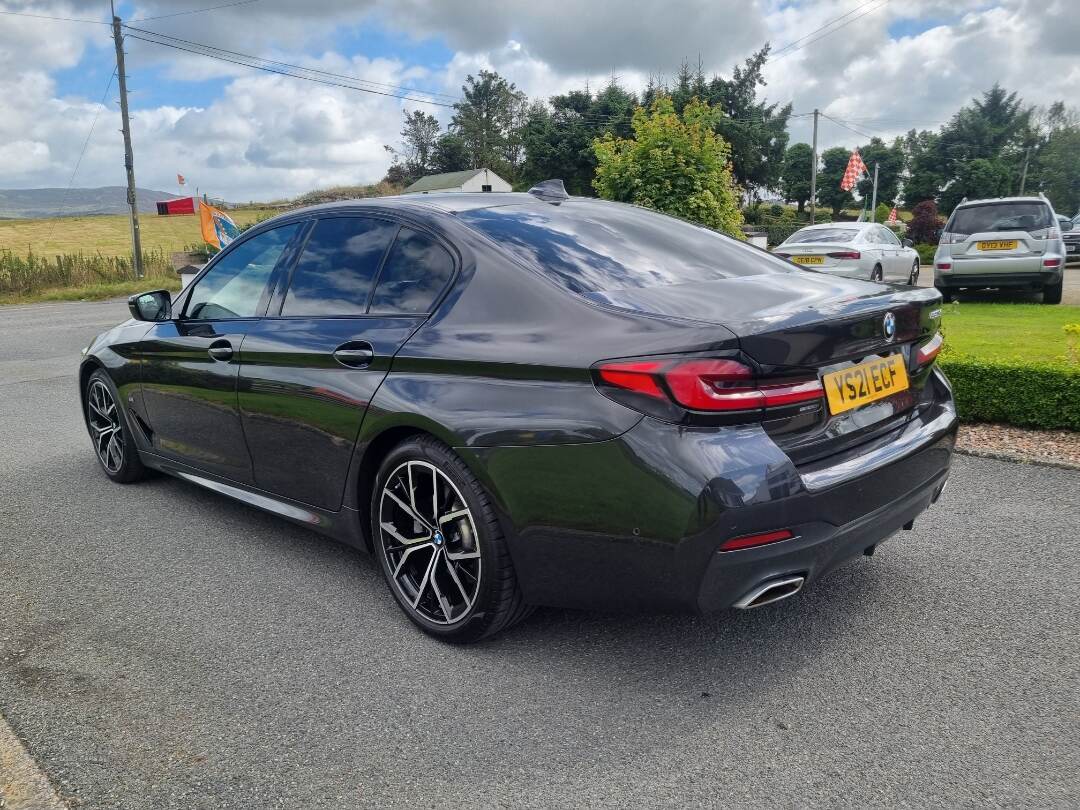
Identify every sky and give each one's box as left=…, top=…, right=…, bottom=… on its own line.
left=1, top=0, right=1078, bottom=202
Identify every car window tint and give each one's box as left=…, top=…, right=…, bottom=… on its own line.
left=460, top=200, right=793, bottom=295
left=282, top=217, right=398, bottom=317
left=948, top=202, right=1054, bottom=236
left=368, top=227, right=454, bottom=314
left=186, top=223, right=299, bottom=320
left=879, top=227, right=901, bottom=246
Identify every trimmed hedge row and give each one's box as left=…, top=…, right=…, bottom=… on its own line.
left=939, top=354, right=1080, bottom=431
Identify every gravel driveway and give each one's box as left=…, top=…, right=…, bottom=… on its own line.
left=1, top=299, right=1078, bottom=808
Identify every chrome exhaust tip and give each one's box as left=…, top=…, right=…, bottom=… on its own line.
left=733, top=575, right=806, bottom=610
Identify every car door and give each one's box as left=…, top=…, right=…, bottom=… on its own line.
left=877, top=226, right=902, bottom=278
left=137, top=222, right=303, bottom=483
left=239, top=217, right=456, bottom=511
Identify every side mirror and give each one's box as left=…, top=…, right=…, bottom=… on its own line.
left=1063, top=221, right=1073, bottom=233
left=128, top=289, right=172, bottom=322
left=903, top=238, right=914, bottom=248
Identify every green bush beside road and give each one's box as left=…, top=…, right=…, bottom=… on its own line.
left=940, top=303, right=1080, bottom=430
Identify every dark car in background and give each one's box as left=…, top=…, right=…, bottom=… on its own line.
left=80, top=186, right=957, bottom=642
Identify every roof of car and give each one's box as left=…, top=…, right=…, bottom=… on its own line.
left=284, top=191, right=547, bottom=218
left=954, top=196, right=1053, bottom=207
left=795, top=222, right=873, bottom=230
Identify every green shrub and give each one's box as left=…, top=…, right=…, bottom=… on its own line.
left=916, top=243, right=937, bottom=265
left=939, top=354, right=1080, bottom=430
left=0, top=249, right=172, bottom=296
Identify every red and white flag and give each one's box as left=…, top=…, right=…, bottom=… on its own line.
left=177, top=173, right=186, bottom=186
left=840, top=150, right=867, bottom=191
left=887, top=206, right=898, bottom=223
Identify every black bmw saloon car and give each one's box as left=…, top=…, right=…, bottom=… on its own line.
left=81, top=183, right=956, bottom=642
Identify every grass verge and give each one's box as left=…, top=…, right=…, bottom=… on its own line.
left=0, top=279, right=179, bottom=306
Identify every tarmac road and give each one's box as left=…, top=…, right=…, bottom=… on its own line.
left=1, top=299, right=1078, bottom=808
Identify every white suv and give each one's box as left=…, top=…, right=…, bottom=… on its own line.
left=934, top=195, right=1066, bottom=304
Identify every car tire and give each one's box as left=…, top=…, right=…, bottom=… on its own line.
left=871, top=264, right=883, bottom=282
left=1042, top=279, right=1063, bottom=305
left=84, top=368, right=148, bottom=484
left=935, top=284, right=954, bottom=303
left=371, top=435, right=534, bottom=643
left=908, top=260, right=920, bottom=286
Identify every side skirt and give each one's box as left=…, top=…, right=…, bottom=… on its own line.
left=138, top=452, right=367, bottom=550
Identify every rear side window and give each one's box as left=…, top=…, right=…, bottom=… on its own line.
left=786, top=227, right=858, bottom=244
left=281, top=216, right=397, bottom=316
left=459, top=200, right=792, bottom=295
left=947, top=202, right=1054, bottom=236
left=369, top=227, right=454, bottom=314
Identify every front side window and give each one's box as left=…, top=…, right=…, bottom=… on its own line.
left=186, top=223, right=300, bottom=319
left=879, top=227, right=901, bottom=246
left=368, top=227, right=454, bottom=314
left=281, top=216, right=398, bottom=317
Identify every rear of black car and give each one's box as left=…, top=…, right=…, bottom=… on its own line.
left=457, top=199, right=956, bottom=613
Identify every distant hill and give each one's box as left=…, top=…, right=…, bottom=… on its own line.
left=0, top=186, right=183, bottom=219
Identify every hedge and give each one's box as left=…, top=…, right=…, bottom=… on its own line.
left=938, top=354, right=1080, bottom=431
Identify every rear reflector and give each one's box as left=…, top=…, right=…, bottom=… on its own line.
left=915, top=332, right=943, bottom=367
left=720, top=529, right=794, bottom=552
left=827, top=251, right=861, bottom=260
left=595, top=357, right=823, bottom=413
left=935, top=262, right=952, bottom=271
left=1043, top=257, right=1062, bottom=268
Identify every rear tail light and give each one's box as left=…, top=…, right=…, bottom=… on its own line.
left=1043, top=257, right=1062, bottom=268
left=826, top=251, right=861, bottom=260
left=594, top=357, right=823, bottom=416
left=719, top=529, right=794, bottom=552
left=915, top=332, right=943, bottom=367
left=940, top=231, right=964, bottom=245
left=935, top=262, right=952, bottom=271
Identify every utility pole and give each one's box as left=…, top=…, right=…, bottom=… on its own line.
left=1019, top=145, right=1032, bottom=195
left=111, top=2, right=143, bottom=278
left=869, top=163, right=880, bottom=222
left=809, top=108, right=819, bottom=226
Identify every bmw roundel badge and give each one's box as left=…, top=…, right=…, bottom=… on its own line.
left=883, top=311, right=897, bottom=341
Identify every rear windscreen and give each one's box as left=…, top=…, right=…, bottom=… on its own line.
left=948, top=202, right=1054, bottom=236
left=458, top=200, right=792, bottom=294
left=785, top=228, right=858, bottom=244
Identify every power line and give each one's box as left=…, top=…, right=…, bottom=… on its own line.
left=45, top=67, right=117, bottom=245
left=0, top=8, right=107, bottom=24
left=767, top=0, right=891, bottom=64
left=822, top=113, right=878, bottom=140
left=769, top=0, right=883, bottom=59
left=125, top=25, right=460, bottom=106
left=132, top=0, right=261, bottom=22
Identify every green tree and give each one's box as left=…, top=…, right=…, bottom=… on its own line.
left=520, top=80, right=637, bottom=195
left=667, top=47, right=792, bottom=194
left=432, top=133, right=470, bottom=174
left=593, top=96, right=744, bottom=237
left=1039, top=125, right=1080, bottom=215
left=383, top=109, right=441, bottom=186
left=855, top=136, right=906, bottom=206
left=781, top=143, right=813, bottom=212
left=450, top=70, right=527, bottom=180
left=902, top=129, right=944, bottom=207
left=939, top=157, right=1011, bottom=211
left=816, top=146, right=855, bottom=217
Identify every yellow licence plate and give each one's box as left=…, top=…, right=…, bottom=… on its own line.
left=791, top=255, right=825, bottom=265
left=823, top=355, right=909, bottom=415
left=977, top=239, right=1018, bottom=251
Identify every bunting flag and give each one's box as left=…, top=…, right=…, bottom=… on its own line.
left=887, top=206, right=898, bottom=223
left=177, top=173, right=186, bottom=186
left=199, top=201, right=239, bottom=250
left=840, top=150, right=868, bottom=191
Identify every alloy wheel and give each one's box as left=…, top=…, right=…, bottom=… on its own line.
left=378, top=460, right=481, bottom=625
left=87, top=379, right=124, bottom=473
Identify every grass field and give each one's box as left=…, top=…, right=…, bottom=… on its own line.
left=0, top=208, right=278, bottom=258
left=941, top=302, right=1080, bottom=365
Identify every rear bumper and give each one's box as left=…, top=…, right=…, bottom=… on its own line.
left=934, top=270, right=1062, bottom=290
left=470, top=369, right=958, bottom=614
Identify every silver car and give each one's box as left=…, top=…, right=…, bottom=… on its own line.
left=933, top=195, right=1065, bottom=304
left=774, top=222, right=921, bottom=284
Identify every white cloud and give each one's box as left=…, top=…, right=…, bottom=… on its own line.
left=1, top=0, right=1079, bottom=201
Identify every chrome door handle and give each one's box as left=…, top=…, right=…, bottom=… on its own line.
left=207, top=340, right=233, bottom=361
left=333, top=343, right=374, bottom=368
